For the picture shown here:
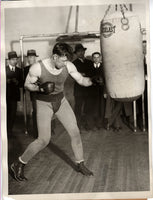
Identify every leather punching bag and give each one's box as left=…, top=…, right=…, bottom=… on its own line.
left=100, top=9, right=145, bottom=102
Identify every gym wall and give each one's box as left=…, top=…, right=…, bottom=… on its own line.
left=5, top=4, right=146, bottom=59
left=4, top=3, right=146, bottom=114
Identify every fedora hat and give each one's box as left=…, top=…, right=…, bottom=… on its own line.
left=8, top=51, right=18, bottom=60
left=74, top=44, right=87, bottom=53
left=27, top=49, right=39, bottom=57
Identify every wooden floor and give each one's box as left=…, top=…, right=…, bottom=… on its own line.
left=8, top=116, right=150, bottom=194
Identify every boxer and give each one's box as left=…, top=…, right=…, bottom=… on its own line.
left=10, top=43, right=100, bottom=182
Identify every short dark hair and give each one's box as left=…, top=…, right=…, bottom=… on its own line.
left=92, top=52, right=101, bottom=57
left=52, top=43, right=73, bottom=60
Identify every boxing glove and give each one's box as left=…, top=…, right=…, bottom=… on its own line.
left=39, top=82, right=55, bottom=95
left=91, top=75, right=103, bottom=86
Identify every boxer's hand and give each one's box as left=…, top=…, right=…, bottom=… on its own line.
left=35, top=79, right=41, bottom=86
left=91, top=76, right=103, bottom=86
left=39, top=82, right=55, bottom=95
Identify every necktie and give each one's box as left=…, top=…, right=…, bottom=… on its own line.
left=96, top=64, right=99, bottom=68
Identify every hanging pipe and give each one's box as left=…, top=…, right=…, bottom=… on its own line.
left=20, top=36, right=28, bottom=135
left=65, top=6, right=73, bottom=33
left=20, top=31, right=100, bottom=40
left=75, top=5, right=79, bottom=32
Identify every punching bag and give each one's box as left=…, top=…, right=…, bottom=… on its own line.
left=100, top=7, right=145, bottom=101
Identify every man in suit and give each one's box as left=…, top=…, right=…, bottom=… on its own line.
left=6, top=51, right=22, bottom=136
left=24, top=50, right=39, bottom=138
left=24, top=49, right=39, bottom=79
left=143, top=40, right=148, bottom=129
left=84, top=52, right=104, bottom=130
left=137, top=40, right=148, bottom=129
left=73, top=44, right=93, bottom=130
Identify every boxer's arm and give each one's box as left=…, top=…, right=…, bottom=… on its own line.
left=24, top=63, right=41, bottom=91
left=66, top=61, right=92, bottom=86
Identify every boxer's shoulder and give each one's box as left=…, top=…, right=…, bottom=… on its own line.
left=29, top=62, right=41, bottom=77
left=66, top=61, right=77, bottom=74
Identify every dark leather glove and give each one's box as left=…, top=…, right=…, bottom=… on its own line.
left=77, top=161, right=94, bottom=176
left=39, top=82, right=55, bottom=95
left=91, top=75, right=103, bottom=86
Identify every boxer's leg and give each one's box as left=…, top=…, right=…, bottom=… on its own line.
left=11, top=100, right=53, bottom=181
left=55, top=97, right=93, bottom=176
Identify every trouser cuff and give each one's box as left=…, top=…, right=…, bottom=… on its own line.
left=75, top=159, right=84, bottom=164
left=19, top=156, right=28, bottom=165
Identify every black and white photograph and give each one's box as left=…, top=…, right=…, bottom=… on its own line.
left=1, top=0, right=153, bottom=199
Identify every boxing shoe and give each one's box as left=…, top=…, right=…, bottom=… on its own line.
left=11, top=159, right=28, bottom=182
left=77, top=161, right=93, bottom=176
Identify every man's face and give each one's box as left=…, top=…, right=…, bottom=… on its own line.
left=76, top=49, right=85, bottom=59
left=9, top=58, right=18, bottom=66
left=92, top=54, right=102, bottom=64
left=54, top=55, right=68, bottom=69
left=27, top=56, right=36, bottom=65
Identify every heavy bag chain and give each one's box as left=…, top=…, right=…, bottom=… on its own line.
left=101, top=4, right=111, bottom=24
left=102, top=4, right=130, bottom=31
left=120, top=4, right=129, bottom=31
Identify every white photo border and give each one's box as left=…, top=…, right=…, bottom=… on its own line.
left=1, top=0, right=153, bottom=199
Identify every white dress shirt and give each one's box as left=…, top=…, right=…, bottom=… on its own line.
left=9, top=64, right=15, bottom=72
left=94, top=63, right=101, bottom=68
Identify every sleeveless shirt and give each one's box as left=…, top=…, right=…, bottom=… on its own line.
left=36, top=60, right=69, bottom=102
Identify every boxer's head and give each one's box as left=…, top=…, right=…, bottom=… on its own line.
left=52, top=43, right=73, bottom=69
